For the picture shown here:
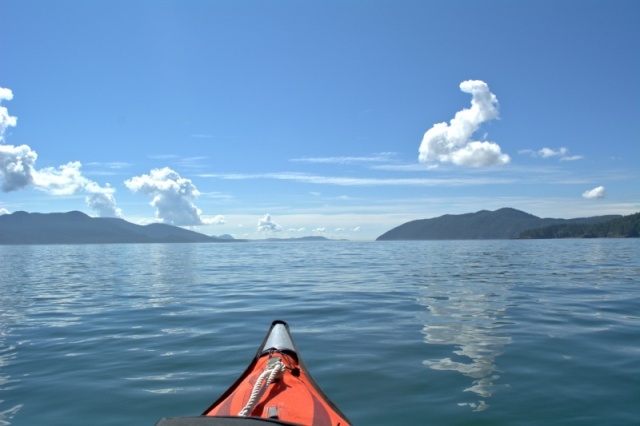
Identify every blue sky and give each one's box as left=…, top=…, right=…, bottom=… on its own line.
left=1, top=0, right=638, bottom=240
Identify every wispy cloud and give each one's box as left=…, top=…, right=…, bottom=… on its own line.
left=206, top=214, right=226, bottom=225
left=177, top=156, right=209, bottom=170
left=200, top=191, right=234, bottom=201
left=288, top=227, right=306, bottom=233
left=86, top=161, right=133, bottom=169
left=84, top=161, right=134, bottom=177
left=291, top=152, right=396, bottom=164
left=149, top=154, right=179, bottom=160
left=418, top=80, right=510, bottom=167
left=372, top=163, right=441, bottom=171
left=519, top=147, right=583, bottom=161
left=147, top=155, right=209, bottom=171
left=199, top=172, right=514, bottom=186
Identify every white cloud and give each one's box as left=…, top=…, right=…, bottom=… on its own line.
left=0, top=87, right=17, bottom=142
left=23, top=158, right=123, bottom=217
left=33, top=162, right=123, bottom=217
left=125, top=167, right=217, bottom=226
left=33, top=161, right=89, bottom=195
left=1, top=90, right=35, bottom=193
left=519, top=147, right=583, bottom=161
left=0, top=207, right=9, bottom=215
left=312, top=227, right=326, bottom=234
left=0, top=87, right=122, bottom=217
left=0, top=149, right=124, bottom=216
left=257, top=213, right=281, bottom=232
left=582, top=186, right=605, bottom=199
left=0, top=144, right=38, bottom=191
left=85, top=182, right=123, bottom=218
left=418, top=80, right=509, bottom=167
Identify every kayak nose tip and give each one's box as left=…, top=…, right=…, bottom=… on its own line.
left=261, top=320, right=297, bottom=358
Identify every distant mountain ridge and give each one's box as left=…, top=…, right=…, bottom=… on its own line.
left=376, top=208, right=622, bottom=240
left=0, top=211, right=241, bottom=244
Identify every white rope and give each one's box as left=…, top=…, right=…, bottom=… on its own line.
left=238, top=359, right=286, bottom=417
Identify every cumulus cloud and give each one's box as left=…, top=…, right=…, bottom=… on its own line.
left=582, top=186, right=605, bottom=199
left=519, top=147, right=583, bottom=161
left=33, top=161, right=90, bottom=195
left=257, top=214, right=281, bottom=232
left=0, top=152, right=123, bottom=217
left=33, top=162, right=123, bottom=218
left=0, top=87, right=123, bottom=217
left=125, top=167, right=217, bottom=225
left=418, top=80, right=509, bottom=167
left=0, top=144, right=37, bottom=191
left=1, top=89, right=35, bottom=192
left=85, top=182, right=123, bottom=218
left=0, top=87, right=17, bottom=141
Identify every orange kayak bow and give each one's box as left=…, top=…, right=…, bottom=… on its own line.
left=156, top=320, right=351, bottom=426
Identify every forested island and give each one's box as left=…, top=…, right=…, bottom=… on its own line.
left=0, top=211, right=240, bottom=244
left=2, top=209, right=637, bottom=244
left=0, top=211, right=342, bottom=244
left=518, top=212, right=639, bottom=238
left=376, top=208, right=634, bottom=240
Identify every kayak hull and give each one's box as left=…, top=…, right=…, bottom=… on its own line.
left=157, top=321, right=351, bottom=426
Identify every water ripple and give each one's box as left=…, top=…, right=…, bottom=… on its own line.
left=0, top=240, right=638, bottom=425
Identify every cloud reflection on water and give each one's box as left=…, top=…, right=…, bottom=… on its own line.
left=419, top=283, right=512, bottom=411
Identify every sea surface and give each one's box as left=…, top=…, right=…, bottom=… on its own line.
left=0, top=240, right=638, bottom=425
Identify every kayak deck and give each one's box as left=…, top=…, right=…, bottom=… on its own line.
left=156, top=321, right=351, bottom=426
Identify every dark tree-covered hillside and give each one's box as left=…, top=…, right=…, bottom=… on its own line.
left=518, top=213, right=640, bottom=238
left=0, top=211, right=240, bottom=244
left=376, top=208, right=621, bottom=240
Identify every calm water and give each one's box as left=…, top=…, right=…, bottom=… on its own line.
left=0, top=240, right=638, bottom=425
